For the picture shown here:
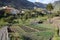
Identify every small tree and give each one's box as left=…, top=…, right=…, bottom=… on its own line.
left=46, top=3, right=54, bottom=14
left=46, top=3, right=54, bottom=23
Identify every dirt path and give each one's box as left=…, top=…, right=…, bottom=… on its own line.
left=0, top=26, right=9, bottom=40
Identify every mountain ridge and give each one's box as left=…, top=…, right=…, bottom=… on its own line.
left=0, top=0, right=46, bottom=9
left=53, top=0, right=60, bottom=11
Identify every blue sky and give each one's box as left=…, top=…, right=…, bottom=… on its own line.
left=28, top=0, right=59, bottom=4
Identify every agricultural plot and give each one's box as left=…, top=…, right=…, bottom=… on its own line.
left=22, top=31, right=54, bottom=40
left=9, top=23, right=55, bottom=40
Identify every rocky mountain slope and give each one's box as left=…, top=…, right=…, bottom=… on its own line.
left=34, top=2, right=46, bottom=8
left=0, top=0, right=46, bottom=9
left=53, top=1, right=60, bottom=11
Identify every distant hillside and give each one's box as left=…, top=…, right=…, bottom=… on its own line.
left=34, top=2, right=46, bottom=8
left=0, top=0, right=46, bottom=9
left=0, top=0, right=35, bottom=9
left=53, top=1, right=60, bottom=11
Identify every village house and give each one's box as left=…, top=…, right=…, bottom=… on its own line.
left=2, top=6, right=20, bottom=14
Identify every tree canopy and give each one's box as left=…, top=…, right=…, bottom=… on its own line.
left=46, top=3, right=54, bottom=11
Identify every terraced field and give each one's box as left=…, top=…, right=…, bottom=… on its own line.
left=8, top=23, right=55, bottom=40
left=0, top=24, right=55, bottom=40
left=23, top=31, right=54, bottom=40
left=20, top=26, right=40, bottom=32
left=8, top=17, right=60, bottom=40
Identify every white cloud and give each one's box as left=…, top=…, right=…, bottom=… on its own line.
left=36, top=0, right=39, bottom=2
left=39, top=0, right=59, bottom=4
left=28, top=0, right=59, bottom=4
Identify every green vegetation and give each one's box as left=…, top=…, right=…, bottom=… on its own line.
left=46, top=3, right=54, bottom=12
left=0, top=3, right=60, bottom=40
